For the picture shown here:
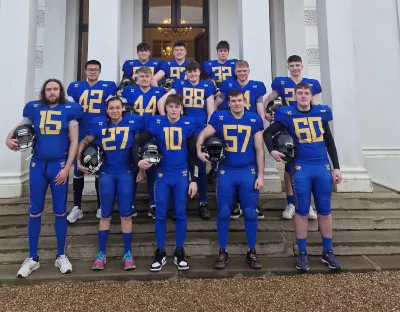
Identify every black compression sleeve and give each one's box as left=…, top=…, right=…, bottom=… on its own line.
left=323, top=124, right=340, bottom=169
left=132, top=130, right=154, bottom=168
left=187, top=135, right=198, bottom=183
left=263, top=122, right=286, bottom=153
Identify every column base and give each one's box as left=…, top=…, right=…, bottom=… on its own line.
left=83, top=175, right=97, bottom=195
left=335, top=167, right=373, bottom=193
left=0, top=171, right=29, bottom=198
left=261, top=168, right=282, bottom=194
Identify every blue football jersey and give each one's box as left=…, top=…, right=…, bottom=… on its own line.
left=160, top=60, right=189, bottom=80
left=23, top=101, right=83, bottom=161
left=122, top=86, right=165, bottom=125
left=122, top=59, right=161, bottom=81
left=172, top=79, right=215, bottom=130
left=274, top=105, right=332, bottom=164
left=147, top=115, right=196, bottom=171
left=271, top=77, right=322, bottom=106
left=67, top=80, right=117, bottom=138
left=220, top=80, right=266, bottom=113
left=202, top=59, right=238, bottom=85
left=209, top=111, right=264, bottom=168
left=89, top=114, right=145, bottom=174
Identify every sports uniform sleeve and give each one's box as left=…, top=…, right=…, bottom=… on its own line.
left=87, top=118, right=100, bottom=140
left=259, top=82, right=267, bottom=98
left=263, top=122, right=286, bottom=153
left=323, top=123, right=340, bottom=169
left=121, top=87, right=134, bottom=105
left=146, top=116, right=160, bottom=136
left=311, top=80, right=322, bottom=95
left=219, top=81, right=229, bottom=99
left=172, top=80, right=182, bottom=94
left=160, top=61, right=170, bottom=76
left=187, top=134, right=198, bottom=183
left=131, top=130, right=155, bottom=168
left=105, top=82, right=117, bottom=98
left=68, top=103, right=84, bottom=122
left=253, top=115, right=264, bottom=134
left=156, top=87, right=166, bottom=99
left=22, top=102, right=34, bottom=121
left=320, top=105, right=333, bottom=124
left=153, top=60, right=162, bottom=73
left=122, top=61, right=133, bottom=77
left=271, top=78, right=281, bottom=93
left=131, top=115, right=145, bottom=134
left=274, top=107, right=290, bottom=127
left=208, top=111, right=221, bottom=133
left=205, top=82, right=216, bottom=98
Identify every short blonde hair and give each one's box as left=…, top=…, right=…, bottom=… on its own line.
left=235, top=60, right=250, bottom=69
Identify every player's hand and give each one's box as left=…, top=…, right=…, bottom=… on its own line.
left=117, top=90, right=123, bottom=97
left=265, top=113, right=274, bottom=122
left=138, top=160, right=152, bottom=170
left=55, top=168, right=69, bottom=186
left=333, top=169, right=342, bottom=184
left=270, top=150, right=287, bottom=163
left=197, top=152, right=209, bottom=163
left=254, top=176, right=264, bottom=190
left=77, top=161, right=90, bottom=175
left=136, top=169, right=146, bottom=183
left=6, top=138, right=19, bottom=151
left=214, top=90, right=221, bottom=99
left=188, top=182, right=198, bottom=198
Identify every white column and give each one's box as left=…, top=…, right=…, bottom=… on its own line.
left=0, top=0, right=38, bottom=198
left=317, top=0, right=373, bottom=192
left=43, top=0, right=67, bottom=82
left=208, top=0, right=218, bottom=57
left=88, top=0, right=121, bottom=82
left=238, top=0, right=282, bottom=193
left=133, top=0, right=143, bottom=51
left=217, top=0, right=239, bottom=59
left=64, top=0, right=80, bottom=85
left=269, top=0, right=287, bottom=77
left=120, top=0, right=135, bottom=68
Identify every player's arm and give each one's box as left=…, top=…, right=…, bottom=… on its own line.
left=206, top=95, right=215, bottom=123
left=5, top=118, right=32, bottom=151
left=254, top=130, right=265, bottom=190
left=323, top=123, right=341, bottom=184
left=196, top=124, right=216, bottom=162
left=151, top=70, right=166, bottom=87
left=263, top=121, right=287, bottom=163
left=256, top=96, right=266, bottom=123
left=214, top=93, right=225, bottom=109
left=76, top=134, right=95, bottom=175
left=157, top=89, right=177, bottom=116
left=131, top=130, right=155, bottom=170
left=263, top=90, right=279, bottom=121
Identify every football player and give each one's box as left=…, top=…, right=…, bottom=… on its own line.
left=197, top=89, right=265, bottom=270
left=132, top=94, right=198, bottom=272
left=152, top=41, right=189, bottom=86
left=5, top=79, right=83, bottom=277
left=157, top=61, right=215, bottom=220
left=263, top=55, right=321, bottom=220
left=263, top=82, right=342, bottom=271
left=77, top=96, right=144, bottom=271
left=121, top=66, right=166, bottom=218
left=66, top=60, right=117, bottom=223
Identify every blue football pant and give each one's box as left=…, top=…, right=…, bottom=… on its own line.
left=132, top=165, right=156, bottom=207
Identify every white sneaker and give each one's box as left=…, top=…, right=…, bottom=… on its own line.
left=17, top=257, right=40, bottom=278
left=55, top=254, right=72, bottom=274
left=67, top=206, right=83, bottom=223
left=282, top=204, right=295, bottom=219
left=308, top=206, right=318, bottom=220
left=96, top=208, right=102, bottom=219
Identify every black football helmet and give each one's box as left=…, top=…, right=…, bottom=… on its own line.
left=273, top=132, right=296, bottom=162
left=158, top=77, right=173, bottom=90
left=139, top=140, right=162, bottom=165
left=266, top=100, right=283, bottom=116
left=12, top=125, right=36, bottom=150
left=202, top=136, right=225, bottom=163
left=81, top=144, right=106, bottom=175
left=118, top=77, right=137, bottom=90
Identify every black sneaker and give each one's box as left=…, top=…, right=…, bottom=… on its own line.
left=174, top=247, right=189, bottom=270
left=148, top=205, right=156, bottom=220
left=214, top=248, right=229, bottom=270
left=150, top=248, right=166, bottom=272
left=256, top=206, right=265, bottom=219
left=207, top=170, right=216, bottom=184
left=246, top=248, right=262, bottom=269
left=199, top=203, right=211, bottom=220
left=231, top=203, right=242, bottom=219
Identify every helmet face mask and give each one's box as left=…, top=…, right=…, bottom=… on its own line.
left=81, top=145, right=106, bottom=175
left=12, top=125, right=36, bottom=151
left=202, top=136, right=225, bottom=164
left=273, top=132, right=296, bottom=162
left=139, top=141, right=162, bottom=165
left=266, top=100, right=283, bottom=116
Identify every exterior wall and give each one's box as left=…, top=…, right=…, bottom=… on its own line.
left=35, top=0, right=46, bottom=99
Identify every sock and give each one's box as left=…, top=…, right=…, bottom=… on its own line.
left=175, top=216, right=187, bottom=248
left=244, top=218, right=257, bottom=249
left=122, top=232, right=133, bottom=254
left=322, top=236, right=333, bottom=254
left=297, top=238, right=307, bottom=253
left=98, top=230, right=110, bottom=254
left=95, top=177, right=101, bottom=209
left=28, top=216, right=42, bottom=260
left=287, top=195, right=295, bottom=206
left=55, top=215, right=68, bottom=257
left=217, top=218, right=230, bottom=250
left=155, top=219, right=167, bottom=250
left=73, top=177, right=85, bottom=208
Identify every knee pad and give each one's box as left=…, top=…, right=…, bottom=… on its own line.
left=217, top=206, right=231, bottom=221
left=242, top=207, right=258, bottom=221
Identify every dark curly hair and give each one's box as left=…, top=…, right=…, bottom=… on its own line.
left=39, top=78, right=67, bottom=105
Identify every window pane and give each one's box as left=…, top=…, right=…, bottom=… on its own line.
left=148, top=0, right=172, bottom=24
left=82, top=0, right=89, bottom=24
left=180, top=0, right=203, bottom=24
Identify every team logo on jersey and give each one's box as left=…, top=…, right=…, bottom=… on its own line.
left=99, top=122, right=103, bottom=126
left=253, top=85, right=257, bottom=88
left=184, top=122, right=190, bottom=125
left=157, top=119, right=161, bottom=124
left=60, top=162, right=65, bottom=168
left=33, top=104, right=38, bottom=108
left=320, top=110, right=327, bottom=113
left=155, top=91, right=160, bottom=94
left=168, top=62, right=171, bottom=65
left=66, top=105, right=71, bottom=108
left=182, top=170, right=188, bottom=177
left=287, top=111, right=292, bottom=116
left=250, top=119, right=256, bottom=122
left=31, top=162, right=35, bottom=168
left=130, top=89, right=135, bottom=93
left=280, top=81, right=285, bottom=85
left=219, top=116, right=224, bottom=121
left=158, top=173, right=163, bottom=178
left=229, top=83, right=233, bottom=87
left=102, top=84, right=108, bottom=87
left=219, top=170, right=225, bottom=175
left=326, top=165, right=331, bottom=171
left=130, top=62, right=133, bottom=65
left=251, top=168, right=256, bottom=175
left=129, top=120, right=135, bottom=124
left=74, top=84, right=79, bottom=87
left=295, top=166, right=301, bottom=171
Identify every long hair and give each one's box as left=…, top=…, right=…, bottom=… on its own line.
left=39, top=78, right=67, bottom=105
left=104, top=96, right=123, bottom=136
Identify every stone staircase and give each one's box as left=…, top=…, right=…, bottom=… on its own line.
left=0, top=183, right=399, bottom=284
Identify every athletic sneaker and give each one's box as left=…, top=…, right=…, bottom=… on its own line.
left=322, top=250, right=342, bottom=270
left=67, top=206, right=83, bottom=223
left=92, top=251, right=106, bottom=270
left=256, top=206, right=265, bottom=219
left=150, top=248, right=167, bottom=272
left=282, top=204, right=295, bottom=219
left=199, top=203, right=211, bottom=220
left=246, top=248, right=262, bottom=269
left=308, top=206, right=318, bottom=220
left=174, top=247, right=189, bottom=270
left=122, top=251, right=136, bottom=270
left=148, top=205, right=156, bottom=219
left=214, top=248, right=228, bottom=270
left=131, top=205, right=137, bottom=217
left=55, top=254, right=73, bottom=274
left=231, top=203, right=242, bottom=219
left=17, top=257, right=40, bottom=278
left=296, top=252, right=309, bottom=271
left=96, top=208, right=102, bottom=219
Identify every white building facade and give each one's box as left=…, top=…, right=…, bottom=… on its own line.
left=0, top=0, right=399, bottom=198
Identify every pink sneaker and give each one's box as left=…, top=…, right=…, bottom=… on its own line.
left=92, top=252, right=106, bottom=270
left=123, top=251, right=136, bottom=270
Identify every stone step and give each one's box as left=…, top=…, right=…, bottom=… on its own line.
left=2, top=230, right=400, bottom=264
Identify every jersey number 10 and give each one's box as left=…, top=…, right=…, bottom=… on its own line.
left=164, top=127, right=182, bottom=150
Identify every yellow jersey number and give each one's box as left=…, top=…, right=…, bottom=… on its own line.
left=212, top=67, right=232, bottom=83
left=170, top=67, right=186, bottom=80
left=183, top=88, right=205, bottom=108
left=134, top=96, right=157, bottom=116
left=284, top=88, right=295, bottom=106
left=243, top=90, right=251, bottom=111
left=163, top=127, right=182, bottom=150
left=101, top=127, right=130, bottom=151
left=293, top=117, right=324, bottom=143
left=132, top=66, right=154, bottom=80
left=39, top=111, right=62, bottom=135
left=223, top=125, right=251, bottom=153
left=79, top=90, right=103, bottom=114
